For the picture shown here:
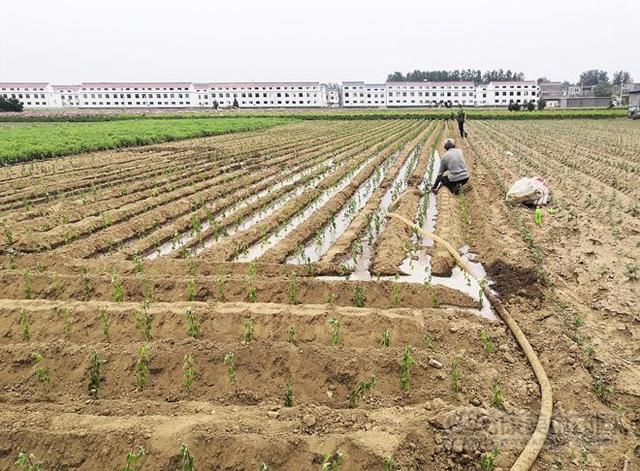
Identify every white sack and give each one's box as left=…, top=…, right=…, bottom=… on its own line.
left=506, top=177, right=549, bottom=206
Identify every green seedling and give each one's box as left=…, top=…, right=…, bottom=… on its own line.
left=283, top=379, right=294, bottom=407
left=185, top=307, right=200, bottom=339
left=380, top=329, right=391, bottom=348
left=451, top=357, right=462, bottom=393
left=572, top=316, right=585, bottom=328
left=179, top=444, right=196, bottom=471
left=352, top=284, right=366, bottom=308
left=58, top=306, right=72, bottom=337
left=15, top=452, right=42, bottom=471
left=422, top=332, right=434, bottom=350
left=392, top=275, right=401, bottom=307
left=288, top=271, right=299, bottom=304
left=224, top=352, right=237, bottom=388
left=111, top=271, right=125, bottom=302
left=132, top=254, right=143, bottom=274
left=322, top=451, right=345, bottom=471
left=135, top=300, right=153, bottom=341
left=349, top=375, right=375, bottom=408
left=480, top=446, right=499, bottom=471
left=217, top=265, right=226, bottom=301
left=480, top=330, right=494, bottom=354
left=400, top=345, right=415, bottom=391
left=246, top=261, right=257, bottom=302
left=243, top=317, right=256, bottom=342
left=19, top=310, right=31, bottom=341
left=328, top=316, right=341, bottom=345
left=98, top=309, right=111, bottom=341
left=81, top=268, right=94, bottom=299
left=491, top=379, right=503, bottom=408
left=183, top=354, right=196, bottom=392
left=287, top=324, right=296, bottom=343
left=23, top=269, right=33, bottom=299
left=135, top=344, right=151, bottom=390
left=32, top=352, right=50, bottom=385
left=382, top=456, right=395, bottom=471
left=122, top=447, right=146, bottom=471
left=88, top=350, right=104, bottom=397
left=186, top=277, right=197, bottom=301
left=259, top=463, right=269, bottom=471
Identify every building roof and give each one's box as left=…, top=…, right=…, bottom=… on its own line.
left=206, top=81, right=320, bottom=88
left=386, top=81, right=475, bottom=87
left=0, top=82, right=49, bottom=88
left=80, top=82, right=192, bottom=89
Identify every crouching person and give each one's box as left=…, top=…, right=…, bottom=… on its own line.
left=432, top=138, right=469, bottom=195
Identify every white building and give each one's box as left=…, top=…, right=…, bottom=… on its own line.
left=0, top=82, right=53, bottom=108
left=386, top=81, right=476, bottom=107
left=194, top=82, right=327, bottom=108
left=342, top=82, right=387, bottom=107
left=1, top=79, right=541, bottom=109
left=476, top=81, right=539, bottom=106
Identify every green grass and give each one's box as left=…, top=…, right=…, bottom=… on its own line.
left=0, top=117, right=294, bottom=164
left=0, top=107, right=627, bottom=123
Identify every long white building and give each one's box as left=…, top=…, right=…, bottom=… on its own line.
left=0, top=80, right=539, bottom=109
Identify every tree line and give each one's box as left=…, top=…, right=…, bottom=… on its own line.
left=387, top=69, right=525, bottom=85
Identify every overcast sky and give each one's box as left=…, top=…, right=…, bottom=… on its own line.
left=2, top=0, right=638, bottom=85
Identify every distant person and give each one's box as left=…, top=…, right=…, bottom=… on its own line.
left=432, top=139, right=469, bottom=195
left=456, top=105, right=466, bottom=138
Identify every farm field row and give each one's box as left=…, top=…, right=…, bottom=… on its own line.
left=0, top=118, right=638, bottom=470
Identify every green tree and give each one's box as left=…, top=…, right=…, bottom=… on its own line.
left=578, top=69, right=609, bottom=86
left=0, top=96, right=24, bottom=112
left=593, top=82, right=613, bottom=97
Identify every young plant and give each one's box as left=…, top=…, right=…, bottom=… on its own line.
left=400, top=346, right=415, bottom=391
left=380, top=329, right=391, bottom=348
left=87, top=350, right=104, bottom=397
left=352, top=284, right=365, bottom=307
left=287, top=324, right=296, bottom=343
left=81, top=268, right=94, bottom=300
left=259, top=463, right=269, bottom=471
left=23, top=268, right=33, bottom=299
left=246, top=261, right=257, bottom=302
left=14, top=452, right=42, bottom=471
left=122, top=447, right=146, bottom=471
left=132, top=253, right=144, bottom=274
left=224, top=352, right=237, bottom=389
left=31, top=352, right=50, bottom=385
left=19, top=310, right=31, bottom=341
left=288, top=271, right=299, bottom=305
left=217, top=265, right=226, bottom=301
left=179, top=444, right=196, bottom=471
left=322, top=451, right=345, bottom=471
left=183, top=354, right=196, bottom=392
left=480, top=330, right=494, bottom=354
left=422, top=332, right=434, bottom=350
left=134, top=300, right=153, bottom=341
left=382, top=456, right=395, bottom=471
left=282, top=378, right=294, bottom=407
left=111, top=271, right=125, bottom=302
left=392, top=275, right=401, bottom=307
left=185, top=307, right=200, bottom=339
left=490, top=379, right=503, bottom=408
left=186, top=277, right=197, bottom=302
left=328, top=316, right=341, bottom=345
left=58, top=306, right=72, bottom=337
left=98, top=309, right=111, bottom=341
left=349, top=375, right=375, bottom=408
left=451, top=356, right=462, bottom=393
left=480, top=446, right=500, bottom=471
left=135, top=344, right=151, bottom=390
left=243, top=317, right=256, bottom=342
